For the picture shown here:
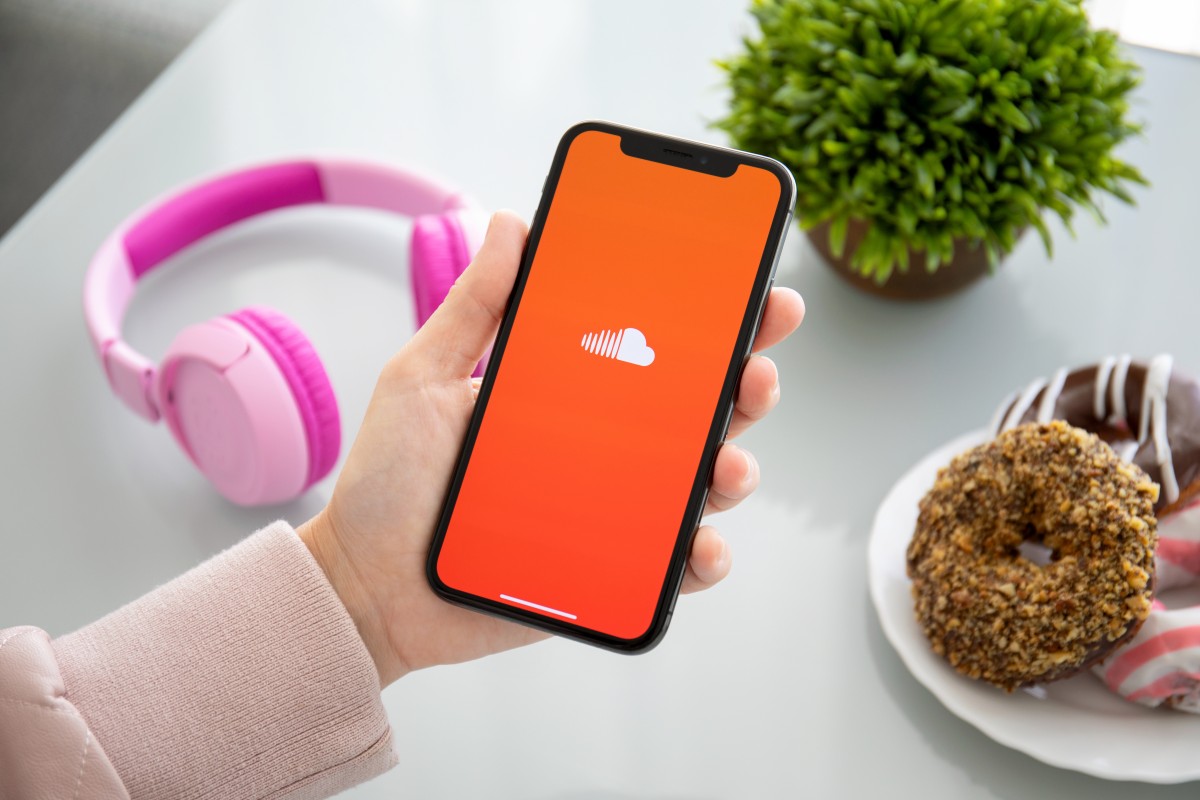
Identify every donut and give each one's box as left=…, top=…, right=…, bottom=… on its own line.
left=907, top=421, right=1158, bottom=691
left=989, top=354, right=1200, bottom=514
left=989, top=356, right=1200, bottom=711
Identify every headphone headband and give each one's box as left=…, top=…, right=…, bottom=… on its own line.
left=85, top=158, right=475, bottom=421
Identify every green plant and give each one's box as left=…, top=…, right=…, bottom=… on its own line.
left=715, top=0, right=1147, bottom=284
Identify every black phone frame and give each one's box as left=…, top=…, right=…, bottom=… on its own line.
left=426, top=120, right=796, bottom=653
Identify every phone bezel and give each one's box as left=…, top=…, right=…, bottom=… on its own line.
left=426, top=120, right=797, bottom=653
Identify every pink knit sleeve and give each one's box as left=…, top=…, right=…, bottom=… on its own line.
left=48, top=521, right=398, bottom=799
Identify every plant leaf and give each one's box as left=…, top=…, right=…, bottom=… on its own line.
left=829, top=215, right=850, bottom=258
left=1031, top=214, right=1054, bottom=258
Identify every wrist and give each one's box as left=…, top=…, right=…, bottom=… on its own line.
left=296, top=510, right=406, bottom=686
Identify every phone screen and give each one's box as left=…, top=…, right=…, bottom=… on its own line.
left=433, top=128, right=784, bottom=641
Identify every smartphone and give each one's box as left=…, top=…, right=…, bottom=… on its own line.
left=427, top=121, right=796, bottom=653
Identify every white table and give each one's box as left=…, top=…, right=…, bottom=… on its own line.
left=3, top=1, right=1199, bottom=796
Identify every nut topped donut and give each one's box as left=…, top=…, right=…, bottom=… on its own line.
left=907, top=421, right=1159, bottom=691
left=989, top=354, right=1200, bottom=514
left=988, top=356, right=1200, bottom=711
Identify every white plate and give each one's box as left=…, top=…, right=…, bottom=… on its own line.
left=868, top=430, right=1200, bottom=783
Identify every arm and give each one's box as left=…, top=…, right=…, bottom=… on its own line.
left=1, top=210, right=802, bottom=799
left=1, top=522, right=395, bottom=800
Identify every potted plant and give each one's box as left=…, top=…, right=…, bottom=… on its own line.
left=715, top=0, right=1147, bottom=300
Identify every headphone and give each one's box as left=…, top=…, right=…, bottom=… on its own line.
left=84, top=159, right=488, bottom=506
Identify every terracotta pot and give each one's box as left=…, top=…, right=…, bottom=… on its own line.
left=806, top=218, right=1000, bottom=301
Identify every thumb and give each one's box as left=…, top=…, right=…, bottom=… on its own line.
left=407, top=210, right=528, bottom=379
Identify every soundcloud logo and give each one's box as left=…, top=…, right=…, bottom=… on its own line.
left=580, top=327, right=655, bottom=366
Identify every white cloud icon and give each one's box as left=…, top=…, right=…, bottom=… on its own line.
left=580, top=327, right=655, bottom=367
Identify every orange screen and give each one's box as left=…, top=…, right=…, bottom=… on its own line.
left=435, top=130, right=781, bottom=640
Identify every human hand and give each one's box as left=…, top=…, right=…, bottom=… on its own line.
left=298, top=211, right=804, bottom=686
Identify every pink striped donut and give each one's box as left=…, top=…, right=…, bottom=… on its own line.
left=1093, top=501, right=1200, bottom=712
left=990, top=355, right=1200, bottom=712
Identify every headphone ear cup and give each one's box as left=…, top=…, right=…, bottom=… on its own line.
left=157, top=309, right=339, bottom=505
left=226, top=307, right=341, bottom=487
left=410, top=209, right=489, bottom=327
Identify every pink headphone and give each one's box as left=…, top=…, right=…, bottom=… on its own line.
left=84, top=159, right=488, bottom=506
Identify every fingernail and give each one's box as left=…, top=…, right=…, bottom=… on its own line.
left=743, top=450, right=759, bottom=489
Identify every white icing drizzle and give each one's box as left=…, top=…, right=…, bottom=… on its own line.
left=989, top=390, right=1019, bottom=437
left=1116, top=441, right=1140, bottom=463
left=1108, top=354, right=1132, bottom=428
left=1154, top=397, right=1179, bottom=504
left=1036, top=367, right=1069, bottom=424
left=1139, top=354, right=1179, bottom=505
left=1093, top=356, right=1116, bottom=420
left=1138, top=355, right=1169, bottom=442
left=1000, top=378, right=1047, bottom=433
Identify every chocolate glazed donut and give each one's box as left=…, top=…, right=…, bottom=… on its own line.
left=989, top=355, right=1200, bottom=515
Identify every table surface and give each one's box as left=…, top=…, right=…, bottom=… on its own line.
left=3, top=1, right=1200, bottom=796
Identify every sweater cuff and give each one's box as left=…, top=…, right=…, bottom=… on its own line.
left=52, top=521, right=398, bottom=800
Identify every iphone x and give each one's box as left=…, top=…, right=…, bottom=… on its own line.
left=427, top=121, right=796, bottom=652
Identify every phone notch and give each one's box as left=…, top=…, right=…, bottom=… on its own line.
left=618, top=131, right=737, bottom=178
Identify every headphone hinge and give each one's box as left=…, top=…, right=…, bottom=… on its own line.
left=102, top=340, right=160, bottom=422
